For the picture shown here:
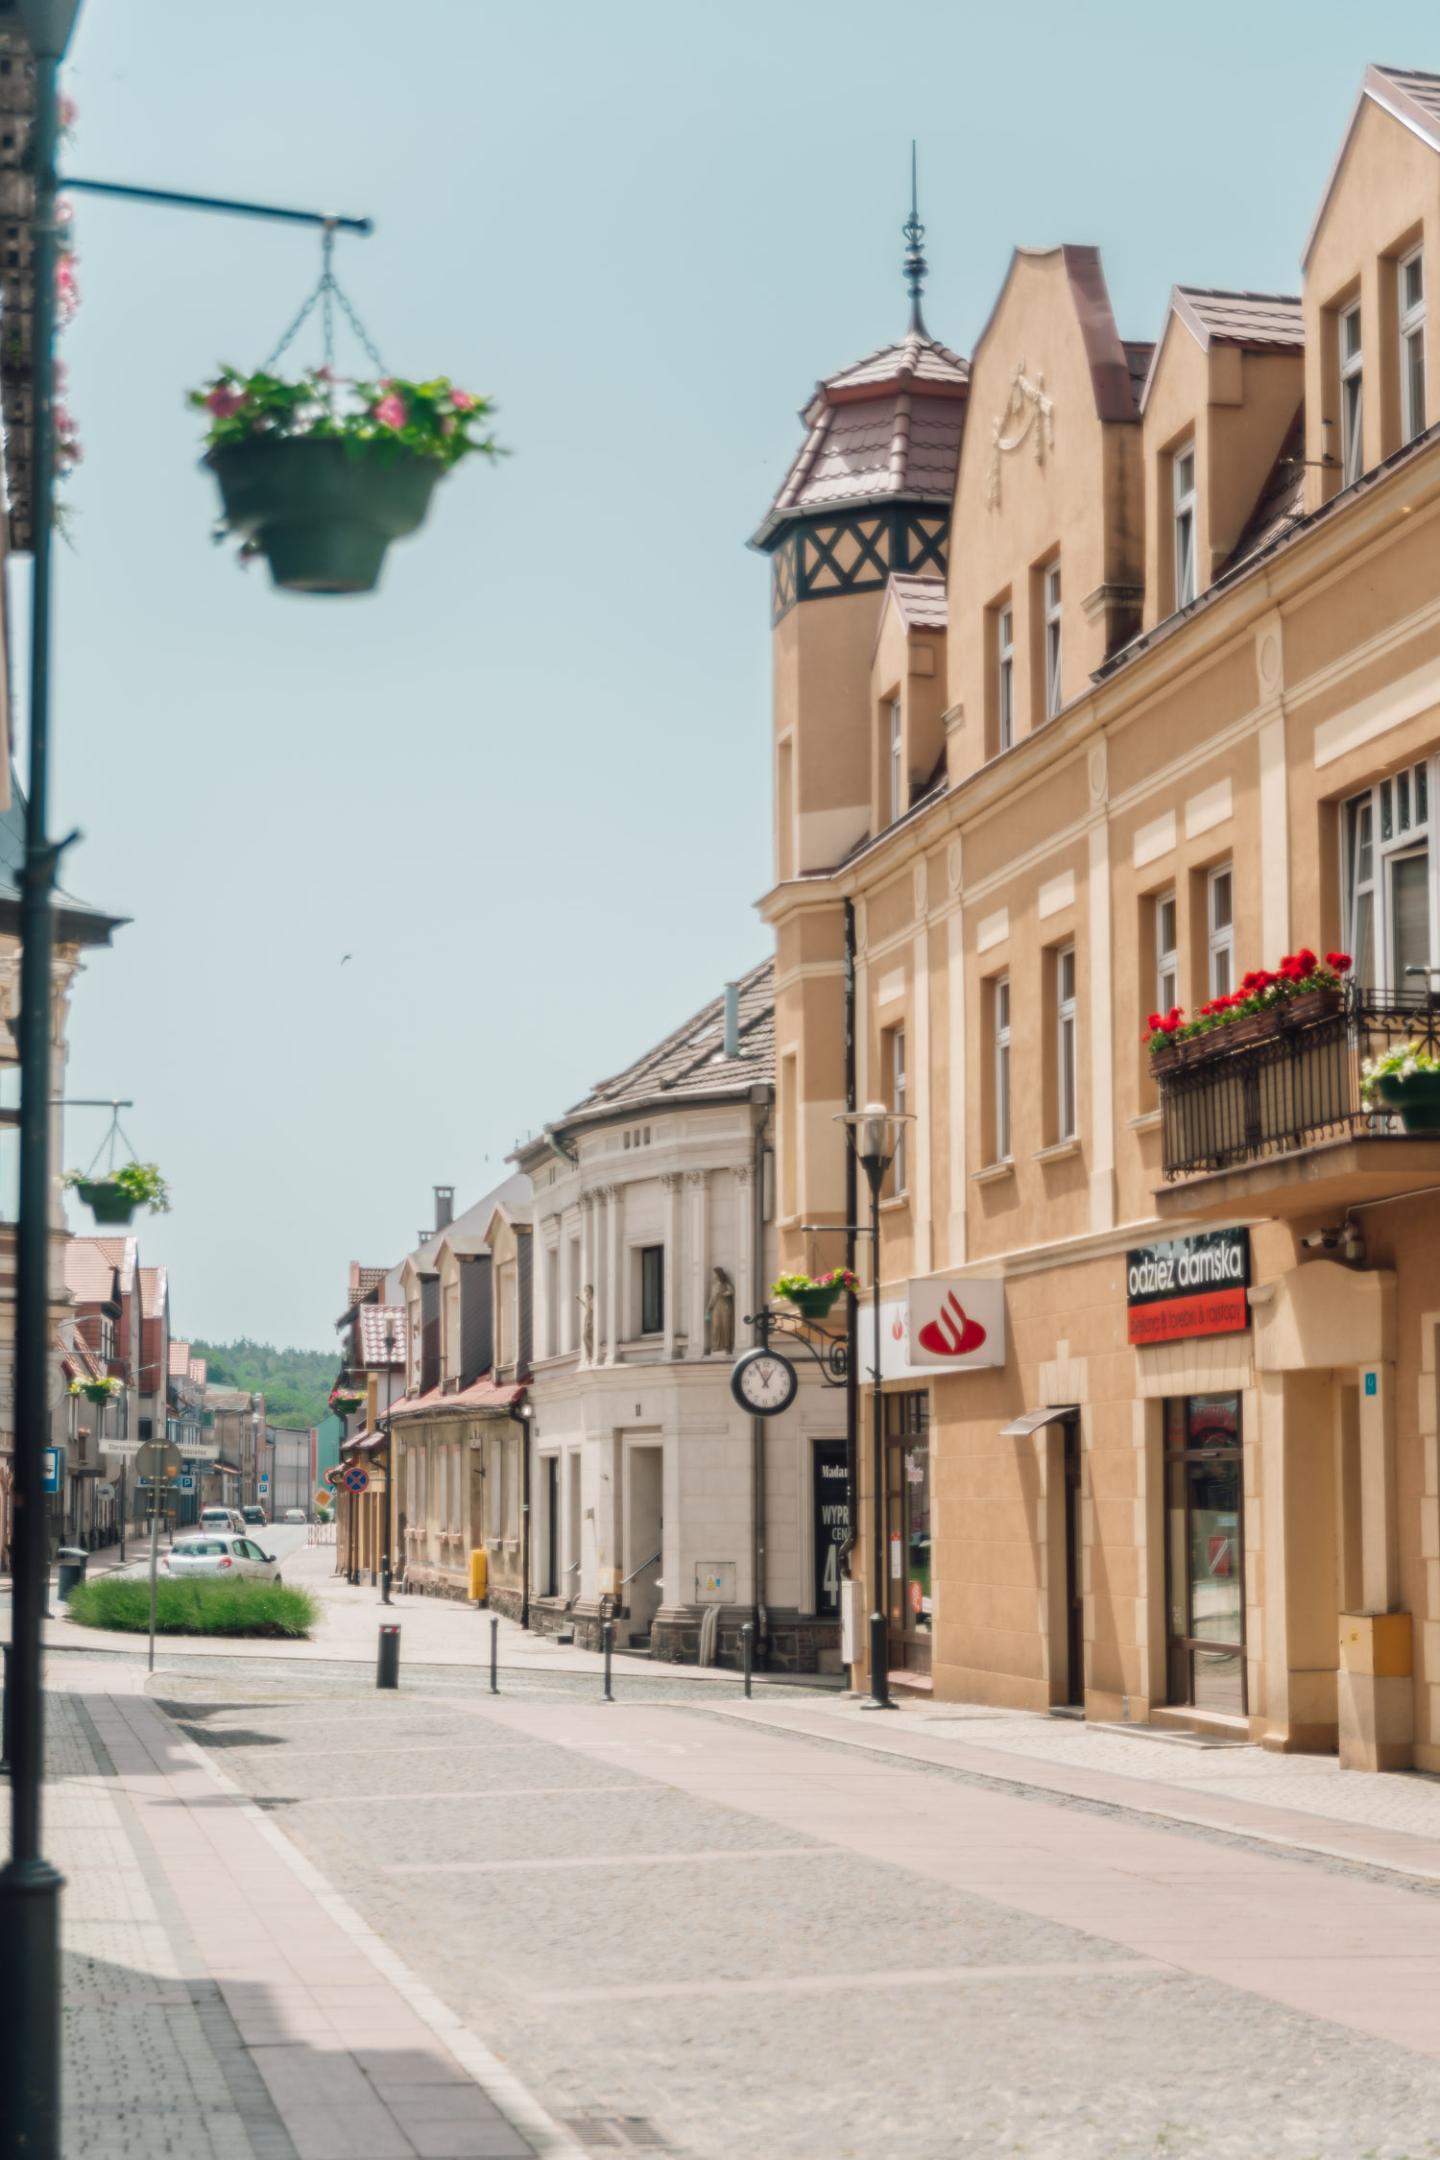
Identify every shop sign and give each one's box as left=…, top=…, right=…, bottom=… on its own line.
left=865, top=1276, right=1007, bottom=1381
left=1126, top=1230, right=1250, bottom=1347
left=811, top=1440, right=849, bottom=1616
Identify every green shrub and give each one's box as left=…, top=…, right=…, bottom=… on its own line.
left=67, top=1573, right=317, bottom=1639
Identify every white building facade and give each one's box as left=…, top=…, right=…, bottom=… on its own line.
left=519, top=961, right=846, bottom=1672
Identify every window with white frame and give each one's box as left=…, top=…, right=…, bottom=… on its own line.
left=884, top=1024, right=908, bottom=1195
left=997, top=605, right=1015, bottom=751
left=505, top=1434, right=520, bottom=1538
left=888, top=697, right=904, bottom=824
left=1156, top=889, right=1179, bottom=1016
left=1340, top=302, right=1364, bottom=485
left=993, top=976, right=1012, bottom=1162
left=1173, top=443, right=1197, bottom=607
left=1400, top=248, right=1426, bottom=445
left=1056, top=946, right=1078, bottom=1142
left=487, top=1435, right=503, bottom=1539
left=1207, top=864, right=1235, bottom=998
left=1346, top=757, right=1434, bottom=993
left=1044, top=563, right=1062, bottom=718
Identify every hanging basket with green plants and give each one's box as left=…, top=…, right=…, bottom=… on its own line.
left=1361, top=1041, right=1440, bottom=1132
left=771, top=1268, right=860, bottom=1322
left=192, top=229, right=499, bottom=596
left=69, top=1374, right=123, bottom=1408
left=329, top=1388, right=366, bottom=1421
left=63, top=1160, right=170, bottom=1226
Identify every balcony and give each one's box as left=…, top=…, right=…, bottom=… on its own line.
left=1155, top=990, right=1440, bottom=1221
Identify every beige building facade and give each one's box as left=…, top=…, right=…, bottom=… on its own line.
left=764, top=63, right=1440, bottom=1769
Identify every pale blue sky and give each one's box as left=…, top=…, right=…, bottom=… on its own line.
left=39, top=0, right=1440, bottom=1347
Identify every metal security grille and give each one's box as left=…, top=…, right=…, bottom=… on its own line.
left=1159, top=990, right=1440, bottom=1179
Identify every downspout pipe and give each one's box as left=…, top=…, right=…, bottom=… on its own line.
left=751, top=1083, right=772, bottom=1666
left=843, top=901, right=858, bottom=1580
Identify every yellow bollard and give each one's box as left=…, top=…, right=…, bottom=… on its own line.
left=469, top=1548, right=488, bottom=1603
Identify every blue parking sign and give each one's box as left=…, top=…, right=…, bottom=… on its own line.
left=42, top=1447, right=61, bottom=1494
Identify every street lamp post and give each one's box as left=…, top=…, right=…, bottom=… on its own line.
left=839, top=1102, right=911, bottom=1713
left=0, top=7, right=84, bottom=2154
left=380, top=1322, right=395, bottom=1604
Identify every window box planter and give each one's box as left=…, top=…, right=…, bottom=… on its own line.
left=1279, top=985, right=1345, bottom=1029
left=1374, top=1070, right=1440, bottom=1132
left=207, top=438, right=441, bottom=595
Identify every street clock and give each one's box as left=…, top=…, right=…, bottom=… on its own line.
left=730, top=1345, right=799, bottom=1418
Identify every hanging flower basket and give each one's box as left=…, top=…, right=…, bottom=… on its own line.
left=771, top=1268, right=859, bottom=1322
left=70, top=1376, right=122, bottom=1407
left=193, top=367, right=499, bottom=596
left=63, top=1161, right=170, bottom=1224
left=329, top=1391, right=365, bottom=1421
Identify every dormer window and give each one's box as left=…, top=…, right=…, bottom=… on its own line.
left=1399, top=247, right=1426, bottom=444
left=1043, top=563, right=1062, bottom=719
left=888, top=697, right=904, bottom=823
left=997, top=606, right=1015, bottom=751
left=1340, top=302, right=1364, bottom=485
left=1173, top=444, right=1197, bottom=608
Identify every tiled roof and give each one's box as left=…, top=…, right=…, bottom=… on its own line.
left=204, top=1386, right=253, bottom=1412
left=555, top=957, right=774, bottom=1130
left=1304, top=66, right=1440, bottom=267
left=887, top=573, right=948, bottom=632
left=1122, top=342, right=1154, bottom=404
left=1173, top=288, right=1303, bottom=351
left=1371, top=63, right=1440, bottom=136
left=348, top=1262, right=387, bottom=1307
left=386, top=1374, right=526, bottom=1423
left=138, top=1266, right=166, bottom=1320
left=169, top=1339, right=190, bottom=1376
left=358, top=1305, right=407, bottom=1367
left=754, top=327, right=968, bottom=546
left=64, top=1240, right=121, bottom=1306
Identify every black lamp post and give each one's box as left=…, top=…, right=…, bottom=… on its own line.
left=380, top=1321, right=394, bottom=1603
left=0, top=7, right=83, bottom=2153
left=839, top=1101, right=911, bottom=1713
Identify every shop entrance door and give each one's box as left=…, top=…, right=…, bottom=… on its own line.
left=1165, top=1393, right=1247, bottom=1716
left=885, top=1392, right=932, bottom=1679
left=1062, top=1418, right=1084, bottom=1706
left=543, top=1455, right=559, bottom=1596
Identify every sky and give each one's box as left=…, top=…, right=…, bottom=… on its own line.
left=31, top=0, right=1440, bottom=1350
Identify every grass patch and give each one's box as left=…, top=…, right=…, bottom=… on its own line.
left=67, top=1574, right=318, bottom=1639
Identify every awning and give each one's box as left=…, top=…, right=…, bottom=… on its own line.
left=999, top=1405, right=1079, bottom=1438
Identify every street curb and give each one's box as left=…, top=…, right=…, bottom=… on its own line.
left=142, top=1689, right=591, bottom=2160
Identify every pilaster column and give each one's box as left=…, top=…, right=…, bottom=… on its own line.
left=560, top=1212, right=576, bottom=1357
left=733, top=1164, right=755, bottom=1335
left=604, top=1185, right=621, bottom=1364
left=578, top=1194, right=594, bottom=1367
left=662, top=1174, right=682, bottom=1360
left=686, top=1171, right=708, bottom=1353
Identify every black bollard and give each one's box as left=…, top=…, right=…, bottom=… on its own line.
left=376, top=1622, right=401, bottom=1690
left=380, top=1553, right=392, bottom=1606
left=602, top=1619, right=614, bottom=1703
left=741, top=1621, right=754, bottom=1699
left=489, top=1614, right=499, bottom=1695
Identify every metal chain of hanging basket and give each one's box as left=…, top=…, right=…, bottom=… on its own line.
left=80, top=1102, right=140, bottom=1179
left=261, top=223, right=389, bottom=380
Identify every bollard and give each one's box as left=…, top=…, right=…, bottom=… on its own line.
left=380, top=1554, right=392, bottom=1606
left=602, top=1619, right=614, bottom=1703
left=489, top=1614, right=499, bottom=1695
left=741, top=1621, right=754, bottom=1699
left=376, top=1622, right=401, bottom=1690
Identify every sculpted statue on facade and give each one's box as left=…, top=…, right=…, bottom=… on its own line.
left=705, top=1266, right=735, bottom=1355
left=578, top=1284, right=595, bottom=1362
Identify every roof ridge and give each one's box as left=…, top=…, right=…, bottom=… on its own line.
left=1174, top=284, right=1302, bottom=304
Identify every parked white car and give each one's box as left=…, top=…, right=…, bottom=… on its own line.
left=165, top=1535, right=282, bottom=1582
left=199, top=1507, right=246, bottom=1534
left=282, top=1508, right=307, bottom=1525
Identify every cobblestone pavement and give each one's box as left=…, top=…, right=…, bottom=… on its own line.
left=158, top=1667, right=1440, bottom=2160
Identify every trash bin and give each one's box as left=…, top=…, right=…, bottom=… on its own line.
left=56, top=1547, right=88, bottom=1602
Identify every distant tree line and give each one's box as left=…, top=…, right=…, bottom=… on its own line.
left=191, top=1338, right=335, bottom=1431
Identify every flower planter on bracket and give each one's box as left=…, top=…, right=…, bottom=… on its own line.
left=207, top=438, right=441, bottom=595
left=1280, top=985, right=1345, bottom=1029
left=1375, top=1070, right=1440, bottom=1132
left=786, top=1285, right=843, bottom=1322
left=78, top=1382, right=115, bottom=1406
left=73, top=1178, right=137, bottom=1225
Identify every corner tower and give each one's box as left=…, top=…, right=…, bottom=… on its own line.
left=752, top=181, right=968, bottom=882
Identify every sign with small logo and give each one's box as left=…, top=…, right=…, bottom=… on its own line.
left=178, top=1474, right=195, bottom=1493
left=905, top=1276, right=1006, bottom=1370
left=340, top=1464, right=369, bottom=1493
left=42, top=1447, right=61, bottom=1495
left=1126, top=1230, right=1250, bottom=1347
left=1364, top=1371, right=1378, bottom=1397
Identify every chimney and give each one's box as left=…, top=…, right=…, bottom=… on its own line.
left=722, top=982, right=741, bottom=1061
left=434, top=1185, right=454, bottom=1233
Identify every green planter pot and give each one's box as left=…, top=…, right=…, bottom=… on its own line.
left=73, top=1178, right=137, bottom=1225
left=1375, top=1069, right=1440, bottom=1132
left=785, top=1285, right=843, bottom=1321
left=206, top=438, right=442, bottom=595
left=79, top=1384, right=115, bottom=1406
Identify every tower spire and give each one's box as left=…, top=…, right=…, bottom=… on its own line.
left=902, top=140, right=928, bottom=337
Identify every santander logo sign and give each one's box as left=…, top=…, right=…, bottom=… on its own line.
left=902, top=1275, right=1006, bottom=1372
left=917, top=1289, right=988, bottom=1359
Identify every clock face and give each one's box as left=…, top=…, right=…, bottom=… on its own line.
left=731, top=1347, right=798, bottom=1418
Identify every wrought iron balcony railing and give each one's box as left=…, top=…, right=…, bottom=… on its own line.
left=1159, top=988, right=1440, bottom=1180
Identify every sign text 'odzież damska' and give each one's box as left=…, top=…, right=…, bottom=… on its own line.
left=1126, top=1230, right=1250, bottom=1347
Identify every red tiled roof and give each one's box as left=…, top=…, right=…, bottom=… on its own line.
left=386, top=1374, right=525, bottom=1422
left=64, top=1240, right=121, bottom=1306
left=138, top=1265, right=166, bottom=1320
left=755, top=327, right=968, bottom=547
left=358, top=1305, right=406, bottom=1367
left=1173, top=288, right=1302, bottom=352
left=886, top=573, right=948, bottom=632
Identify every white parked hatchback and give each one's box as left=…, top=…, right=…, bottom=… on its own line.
left=165, top=1535, right=282, bottom=1583
left=199, top=1507, right=246, bottom=1534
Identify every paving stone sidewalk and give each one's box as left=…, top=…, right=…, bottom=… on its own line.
left=44, top=1663, right=578, bottom=2159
